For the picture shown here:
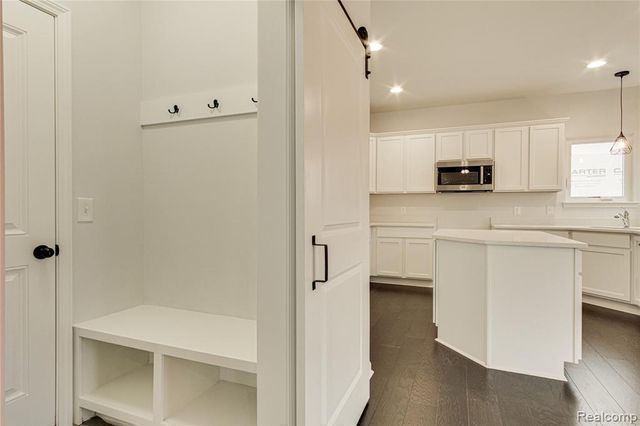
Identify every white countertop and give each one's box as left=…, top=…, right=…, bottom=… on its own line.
left=492, top=224, right=640, bottom=236
left=370, top=222, right=436, bottom=228
left=433, top=229, right=587, bottom=248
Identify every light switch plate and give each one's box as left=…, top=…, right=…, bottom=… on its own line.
left=514, top=206, right=522, bottom=216
left=77, top=197, right=94, bottom=222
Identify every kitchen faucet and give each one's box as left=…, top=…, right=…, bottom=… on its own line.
left=614, top=209, right=630, bottom=228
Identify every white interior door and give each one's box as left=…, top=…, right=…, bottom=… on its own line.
left=301, top=1, right=370, bottom=424
left=3, top=2, right=56, bottom=425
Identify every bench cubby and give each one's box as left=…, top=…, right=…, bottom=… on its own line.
left=74, top=305, right=256, bottom=426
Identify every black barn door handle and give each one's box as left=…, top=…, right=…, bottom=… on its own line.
left=312, top=235, right=328, bottom=290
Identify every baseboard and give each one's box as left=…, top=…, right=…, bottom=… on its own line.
left=370, top=276, right=432, bottom=288
left=583, top=295, right=640, bottom=316
left=434, top=338, right=486, bottom=367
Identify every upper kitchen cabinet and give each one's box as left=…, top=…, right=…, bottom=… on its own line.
left=372, top=118, right=566, bottom=194
left=529, top=124, right=564, bottom=191
left=436, top=132, right=464, bottom=161
left=376, top=136, right=404, bottom=192
left=464, top=129, right=494, bottom=160
left=374, top=134, right=435, bottom=194
left=493, top=123, right=565, bottom=192
left=494, top=127, right=529, bottom=192
left=436, top=130, right=493, bottom=161
left=405, top=134, right=436, bottom=193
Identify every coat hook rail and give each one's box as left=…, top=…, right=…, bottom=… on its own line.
left=168, top=104, right=179, bottom=114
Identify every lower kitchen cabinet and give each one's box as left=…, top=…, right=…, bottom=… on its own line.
left=404, top=239, right=433, bottom=279
left=561, top=231, right=632, bottom=302
left=581, top=247, right=631, bottom=302
left=375, top=237, right=404, bottom=277
left=634, top=238, right=640, bottom=306
left=492, top=225, right=640, bottom=311
left=371, top=226, right=434, bottom=281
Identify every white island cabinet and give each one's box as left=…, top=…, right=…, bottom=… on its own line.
left=433, top=229, right=585, bottom=381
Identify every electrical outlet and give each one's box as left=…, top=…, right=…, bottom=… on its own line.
left=546, top=206, right=555, bottom=216
left=77, top=197, right=94, bottom=222
left=514, top=206, right=522, bottom=216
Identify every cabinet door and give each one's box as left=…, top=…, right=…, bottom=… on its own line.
left=436, top=132, right=464, bottom=161
left=634, top=239, right=640, bottom=306
left=582, top=247, right=631, bottom=302
left=369, top=137, right=377, bottom=193
left=464, top=129, right=494, bottom=160
left=404, top=238, right=433, bottom=279
left=529, top=124, right=563, bottom=191
left=376, top=136, right=404, bottom=192
left=404, top=134, right=435, bottom=193
left=494, top=127, right=529, bottom=192
left=376, top=237, right=403, bottom=277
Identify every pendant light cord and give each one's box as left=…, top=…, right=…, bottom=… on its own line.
left=620, top=75, right=623, bottom=133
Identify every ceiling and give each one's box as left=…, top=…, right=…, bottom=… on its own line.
left=370, top=1, right=640, bottom=113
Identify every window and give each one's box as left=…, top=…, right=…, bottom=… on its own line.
left=570, top=141, right=626, bottom=198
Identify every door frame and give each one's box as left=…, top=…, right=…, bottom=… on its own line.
left=1, top=1, right=72, bottom=425
left=256, top=0, right=297, bottom=425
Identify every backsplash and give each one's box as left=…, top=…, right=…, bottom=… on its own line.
left=370, top=192, right=639, bottom=229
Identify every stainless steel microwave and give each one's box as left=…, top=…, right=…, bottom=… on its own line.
left=436, top=160, right=494, bottom=192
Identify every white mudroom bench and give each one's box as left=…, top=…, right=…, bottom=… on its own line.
left=74, top=305, right=257, bottom=426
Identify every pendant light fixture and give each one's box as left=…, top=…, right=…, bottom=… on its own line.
left=610, top=70, right=632, bottom=155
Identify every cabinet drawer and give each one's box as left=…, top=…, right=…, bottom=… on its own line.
left=376, top=227, right=434, bottom=239
left=571, top=231, right=630, bottom=249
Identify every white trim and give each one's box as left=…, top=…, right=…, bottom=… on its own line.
left=434, top=338, right=487, bottom=367
left=256, top=0, right=296, bottom=425
left=370, top=117, right=570, bottom=138
left=562, top=201, right=640, bottom=208
left=139, top=85, right=258, bottom=127
left=370, top=276, right=432, bottom=288
left=583, top=295, right=640, bottom=316
left=18, top=1, right=73, bottom=425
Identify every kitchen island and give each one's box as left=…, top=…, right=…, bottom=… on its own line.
left=433, top=229, right=586, bottom=381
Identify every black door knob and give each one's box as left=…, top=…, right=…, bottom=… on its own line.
left=33, top=245, right=55, bottom=260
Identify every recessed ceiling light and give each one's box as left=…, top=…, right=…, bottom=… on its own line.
left=587, top=59, right=607, bottom=69
left=390, top=85, right=403, bottom=94
left=369, top=41, right=383, bottom=52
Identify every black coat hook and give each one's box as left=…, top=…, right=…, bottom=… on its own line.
left=168, top=105, right=179, bottom=114
left=251, top=97, right=258, bottom=104
left=208, top=99, right=219, bottom=109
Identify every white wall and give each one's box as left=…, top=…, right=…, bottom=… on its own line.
left=370, top=87, right=640, bottom=228
left=140, top=1, right=258, bottom=319
left=68, top=1, right=144, bottom=322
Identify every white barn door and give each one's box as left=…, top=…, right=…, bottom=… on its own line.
left=3, top=1, right=56, bottom=425
left=300, top=1, right=370, bottom=425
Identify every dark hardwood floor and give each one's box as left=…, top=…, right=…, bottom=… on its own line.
left=359, top=284, right=640, bottom=426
